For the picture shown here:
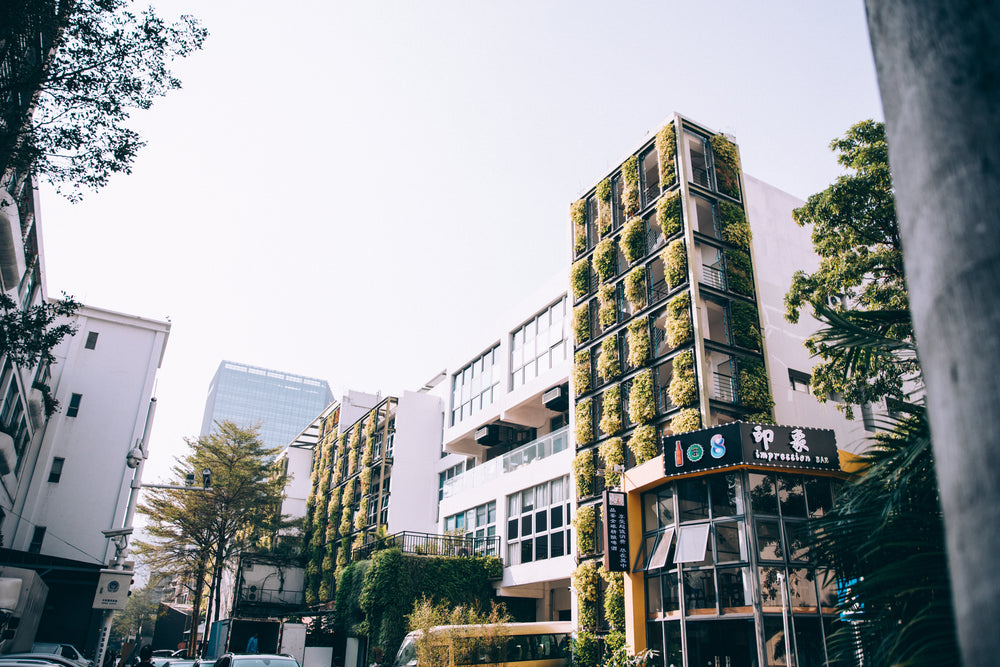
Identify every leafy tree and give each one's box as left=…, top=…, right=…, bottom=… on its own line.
left=136, top=422, right=287, bottom=654
left=0, top=291, right=79, bottom=368
left=784, top=120, right=917, bottom=417
left=110, top=579, right=161, bottom=645
left=1, top=0, right=207, bottom=200
left=405, top=597, right=509, bottom=667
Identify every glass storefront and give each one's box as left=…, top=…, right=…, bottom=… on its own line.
left=638, top=469, right=840, bottom=667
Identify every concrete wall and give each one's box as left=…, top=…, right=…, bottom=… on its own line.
left=387, top=390, right=444, bottom=535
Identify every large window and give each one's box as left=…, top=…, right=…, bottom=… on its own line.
left=452, top=347, right=500, bottom=425
left=511, top=297, right=568, bottom=389
left=506, top=476, right=571, bottom=565
left=445, top=500, right=497, bottom=555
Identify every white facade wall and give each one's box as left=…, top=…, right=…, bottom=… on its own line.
left=277, top=445, right=313, bottom=524
left=387, top=389, right=445, bottom=535
left=745, top=174, right=873, bottom=453
left=8, top=305, right=169, bottom=563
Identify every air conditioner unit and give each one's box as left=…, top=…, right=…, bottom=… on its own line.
left=542, top=384, right=569, bottom=412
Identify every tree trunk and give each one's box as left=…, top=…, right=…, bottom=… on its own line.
left=864, top=2, right=1000, bottom=664
left=188, top=559, right=207, bottom=659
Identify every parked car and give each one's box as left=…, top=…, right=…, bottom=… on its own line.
left=212, top=654, right=298, bottom=667
left=0, top=658, right=82, bottom=667
left=30, top=645, right=92, bottom=667
left=150, top=653, right=184, bottom=659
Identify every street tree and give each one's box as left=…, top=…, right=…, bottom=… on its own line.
left=784, top=120, right=918, bottom=417
left=789, top=123, right=958, bottom=665
left=110, top=579, right=161, bottom=646
left=136, top=422, right=287, bottom=654
left=0, top=0, right=207, bottom=200
left=0, top=292, right=79, bottom=367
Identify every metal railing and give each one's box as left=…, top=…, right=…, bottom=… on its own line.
left=701, top=263, right=726, bottom=290
left=237, top=585, right=304, bottom=606
left=441, top=426, right=570, bottom=499
left=713, top=373, right=737, bottom=403
left=351, top=530, right=501, bottom=563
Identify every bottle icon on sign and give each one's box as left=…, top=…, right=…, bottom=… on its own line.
left=674, top=440, right=684, bottom=467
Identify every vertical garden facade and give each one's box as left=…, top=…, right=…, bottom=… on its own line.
left=569, top=115, right=777, bottom=654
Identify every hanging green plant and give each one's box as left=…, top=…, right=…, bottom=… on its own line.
left=744, top=411, right=776, bottom=424
left=710, top=134, right=741, bottom=200
left=573, top=561, right=602, bottom=631
left=657, top=191, right=682, bottom=238
left=598, top=284, right=616, bottom=330
left=597, top=334, right=620, bottom=382
left=724, top=248, right=753, bottom=296
left=347, top=427, right=360, bottom=476
left=597, top=178, right=613, bottom=235
left=719, top=201, right=752, bottom=250
left=663, top=238, right=687, bottom=289
left=669, top=408, right=702, bottom=434
left=628, top=369, right=656, bottom=424
left=602, top=570, right=626, bottom=630
left=593, top=238, right=616, bottom=282
left=336, top=536, right=350, bottom=566
left=600, top=437, right=625, bottom=487
left=600, top=384, right=623, bottom=435
left=622, top=156, right=640, bottom=216
left=575, top=398, right=594, bottom=445
left=620, top=217, right=644, bottom=264
left=626, top=318, right=650, bottom=369
left=666, top=292, right=693, bottom=347
left=657, top=123, right=677, bottom=189
left=731, top=300, right=762, bottom=351
left=629, top=424, right=659, bottom=463
left=738, top=357, right=775, bottom=415
left=355, top=498, right=369, bottom=530
left=363, top=411, right=377, bottom=439
left=572, top=199, right=588, bottom=255
left=318, top=577, right=331, bottom=603
left=574, top=350, right=592, bottom=395
left=339, top=486, right=354, bottom=536
left=668, top=350, right=698, bottom=407
left=573, top=303, right=591, bottom=345
left=352, top=531, right=366, bottom=552
left=571, top=258, right=591, bottom=300
left=573, top=504, right=597, bottom=554
left=327, top=493, right=342, bottom=535
left=573, top=449, right=595, bottom=499
left=624, top=265, right=647, bottom=310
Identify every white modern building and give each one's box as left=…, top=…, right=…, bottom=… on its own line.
left=7, top=304, right=169, bottom=563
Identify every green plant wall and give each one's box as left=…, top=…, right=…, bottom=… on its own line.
left=628, top=369, right=655, bottom=424
left=624, top=265, right=647, bottom=311
left=620, top=216, right=644, bottom=264
left=573, top=449, right=595, bottom=499
left=668, top=350, right=698, bottom=407
left=622, top=155, right=640, bottom=216
left=666, top=292, right=693, bottom=347
left=575, top=398, right=593, bottom=445
left=738, top=357, right=775, bottom=416
left=656, top=123, right=677, bottom=189
left=657, top=191, right=682, bottom=238
left=731, top=300, right=762, bottom=351
left=719, top=201, right=752, bottom=251
left=628, top=424, right=659, bottom=463
left=599, top=384, right=623, bottom=435
left=598, top=284, right=617, bottom=330
left=572, top=199, right=588, bottom=255
left=724, top=248, right=753, bottom=297
left=663, top=238, right=687, bottom=289
left=573, top=504, right=597, bottom=554
left=573, top=303, right=591, bottom=345
left=601, top=570, right=625, bottom=630
left=597, top=335, right=620, bottom=382
left=669, top=407, right=702, bottom=434
left=626, top=318, right=650, bottom=369
left=571, top=258, right=591, bottom=300
left=594, top=238, right=616, bottom=282
left=597, top=179, right=613, bottom=235
left=710, top=134, right=741, bottom=200
left=574, top=350, right=592, bottom=395
left=572, top=561, right=602, bottom=630
left=599, top=437, right=625, bottom=488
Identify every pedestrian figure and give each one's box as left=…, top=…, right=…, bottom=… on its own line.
left=137, top=646, right=154, bottom=667
left=246, top=633, right=258, bottom=654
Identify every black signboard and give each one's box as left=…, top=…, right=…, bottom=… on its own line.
left=664, top=421, right=840, bottom=477
left=602, top=490, right=629, bottom=572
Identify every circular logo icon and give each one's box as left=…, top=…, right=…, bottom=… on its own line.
left=686, top=443, right=704, bottom=462
left=710, top=434, right=726, bottom=458
left=107, top=581, right=120, bottom=593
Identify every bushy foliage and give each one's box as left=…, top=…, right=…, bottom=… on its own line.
left=573, top=504, right=597, bottom=554
left=599, top=437, right=625, bottom=487
left=669, top=408, right=702, bottom=434
left=572, top=199, right=588, bottom=255
left=628, top=424, right=659, bottom=464
left=710, top=134, right=741, bottom=200
left=624, top=266, right=647, bottom=310
left=572, top=561, right=602, bottom=630
left=656, top=123, right=677, bottom=189
left=719, top=202, right=752, bottom=250
left=628, top=369, right=655, bottom=424
left=575, top=399, right=593, bottom=445
left=598, top=284, right=617, bottom=330
left=724, top=248, right=754, bottom=296
left=620, top=216, right=645, bottom=263
left=663, top=239, right=687, bottom=289
left=657, top=191, right=682, bottom=238
left=597, top=335, right=620, bottom=382
left=626, top=318, right=650, bottom=369
left=599, top=384, right=623, bottom=435
left=622, top=155, right=640, bottom=216
left=665, top=292, right=693, bottom=347
left=667, top=350, right=697, bottom=407
left=731, top=300, right=762, bottom=351
left=573, top=449, right=595, bottom=499
left=738, top=357, right=774, bottom=416
left=601, top=570, right=625, bottom=630
left=571, top=259, right=591, bottom=300
left=573, top=303, right=591, bottom=345
left=594, top=238, right=617, bottom=282
left=574, top=350, right=592, bottom=395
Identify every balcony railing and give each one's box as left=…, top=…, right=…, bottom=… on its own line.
left=351, top=530, right=501, bottom=563
left=713, top=372, right=737, bottom=403
left=237, top=585, right=304, bottom=607
left=441, top=426, right=570, bottom=499
left=701, top=263, right=726, bottom=290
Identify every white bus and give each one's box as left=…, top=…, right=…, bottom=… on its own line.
left=391, top=621, right=572, bottom=667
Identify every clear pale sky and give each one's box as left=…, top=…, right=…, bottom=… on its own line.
left=38, top=1, right=883, bottom=484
